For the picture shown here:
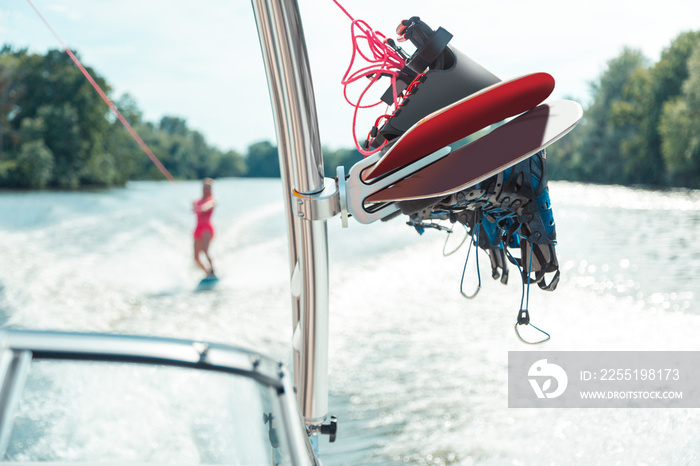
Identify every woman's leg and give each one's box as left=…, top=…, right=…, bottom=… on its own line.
left=201, top=230, right=214, bottom=274
left=194, top=237, right=209, bottom=273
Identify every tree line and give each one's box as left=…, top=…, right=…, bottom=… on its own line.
left=2, top=30, right=700, bottom=190
left=547, top=30, right=700, bottom=188
left=0, top=46, right=361, bottom=189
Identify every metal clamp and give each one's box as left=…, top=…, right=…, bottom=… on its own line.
left=292, top=178, right=341, bottom=221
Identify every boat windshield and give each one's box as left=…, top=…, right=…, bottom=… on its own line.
left=1, top=358, right=299, bottom=465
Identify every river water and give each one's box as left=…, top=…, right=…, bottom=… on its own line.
left=1, top=179, right=699, bottom=465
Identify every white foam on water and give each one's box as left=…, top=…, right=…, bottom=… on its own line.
left=2, top=180, right=700, bottom=464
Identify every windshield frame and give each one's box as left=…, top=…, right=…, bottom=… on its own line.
left=0, top=329, right=316, bottom=465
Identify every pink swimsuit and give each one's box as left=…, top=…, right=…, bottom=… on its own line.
left=193, top=196, right=214, bottom=240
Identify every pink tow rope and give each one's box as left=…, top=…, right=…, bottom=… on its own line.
left=26, top=0, right=176, bottom=183
left=332, top=0, right=407, bottom=156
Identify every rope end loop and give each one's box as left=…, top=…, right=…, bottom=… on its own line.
left=514, top=319, right=550, bottom=345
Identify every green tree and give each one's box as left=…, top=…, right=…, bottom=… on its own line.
left=103, top=94, right=143, bottom=183
left=0, top=47, right=251, bottom=188
left=546, top=105, right=586, bottom=181
left=132, top=121, right=172, bottom=180
left=246, top=140, right=280, bottom=177
left=322, top=146, right=361, bottom=177
left=159, top=116, right=188, bottom=136
left=607, top=66, right=653, bottom=183
left=215, top=149, right=247, bottom=177
left=12, top=140, right=54, bottom=189
left=37, top=103, right=83, bottom=188
left=190, top=130, right=215, bottom=179
left=547, top=31, right=700, bottom=188
left=563, top=48, right=649, bottom=184
left=80, top=151, right=119, bottom=185
left=18, top=113, right=46, bottom=142
left=631, top=31, right=700, bottom=184
left=0, top=47, right=24, bottom=157
left=1, top=48, right=113, bottom=188
left=659, top=43, right=700, bottom=187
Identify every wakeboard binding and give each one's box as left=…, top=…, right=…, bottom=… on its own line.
left=367, top=17, right=500, bottom=150
left=402, top=150, right=560, bottom=292
left=359, top=17, right=560, bottom=292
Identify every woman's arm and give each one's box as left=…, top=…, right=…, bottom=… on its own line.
left=200, top=198, right=217, bottom=212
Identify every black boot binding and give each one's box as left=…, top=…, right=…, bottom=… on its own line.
left=366, top=17, right=500, bottom=150
left=399, top=150, right=559, bottom=344
left=401, top=150, right=560, bottom=293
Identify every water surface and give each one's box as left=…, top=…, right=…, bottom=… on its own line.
left=1, top=179, right=699, bottom=464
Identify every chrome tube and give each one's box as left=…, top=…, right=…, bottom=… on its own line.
left=251, top=0, right=330, bottom=426
left=0, top=348, right=31, bottom=457
left=251, top=0, right=303, bottom=404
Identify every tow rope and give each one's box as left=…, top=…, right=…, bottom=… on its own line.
left=25, top=0, right=176, bottom=183
left=332, top=0, right=416, bottom=157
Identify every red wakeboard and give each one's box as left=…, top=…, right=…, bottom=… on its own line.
left=365, top=99, right=582, bottom=203
left=363, top=72, right=555, bottom=181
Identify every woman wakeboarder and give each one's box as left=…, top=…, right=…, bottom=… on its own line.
left=193, top=178, right=216, bottom=279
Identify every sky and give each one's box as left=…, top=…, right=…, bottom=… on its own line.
left=1, top=0, right=700, bottom=154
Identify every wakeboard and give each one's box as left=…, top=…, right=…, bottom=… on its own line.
left=363, top=72, right=556, bottom=180
left=366, top=99, right=582, bottom=203
left=195, top=276, right=219, bottom=292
